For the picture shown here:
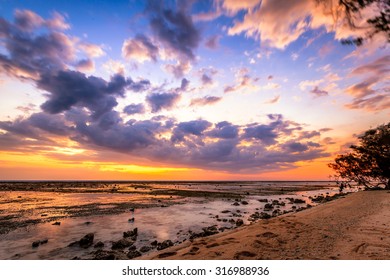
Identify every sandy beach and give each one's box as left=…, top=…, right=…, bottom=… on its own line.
left=141, top=190, right=390, bottom=260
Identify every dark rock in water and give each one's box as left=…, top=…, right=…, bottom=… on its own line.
left=228, top=219, right=235, bottom=223
left=93, top=249, right=128, bottom=260
left=264, top=203, right=274, bottom=211
left=241, top=201, right=249, bottom=205
left=311, top=195, right=324, bottom=203
left=79, top=233, right=94, bottom=248
left=111, top=238, right=134, bottom=250
left=41, top=214, right=48, bottom=217
left=140, top=246, right=152, bottom=253
left=260, top=212, right=271, bottom=219
left=272, top=209, right=281, bottom=216
left=157, top=240, right=174, bottom=250
left=129, top=208, right=135, bottom=212
left=293, top=198, right=305, bottom=204
left=84, top=221, right=92, bottom=225
left=32, top=239, right=48, bottom=248
left=94, top=241, right=104, bottom=248
left=221, top=210, right=230, bottom=213
left=232, top=202, right=240, bottom=206
left=151, top=240, right=158, bottom=247
left=128, top=218, right=135, bottom=223
left=292, top=206, right=297, bottom=209
left=258, top=199, right=268, bottom=203
left=235, top=219, right=244, bottom=227
left=127, top=250, right=142, bottom=259
left=123, top=228, right=138, bottom=240
left=52, top=222, right=61, bottom=226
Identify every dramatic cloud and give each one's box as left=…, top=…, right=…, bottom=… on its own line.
left=147, top=0, right=201, bottom=61
left=190, top=96, right=222, bottom=106
left=146, top=92, right=181, bottom=113
left=345, top=55, right=390, bottom=111
left=76, top=59, right=95, bottom=72
left=123, top=104, right=145, bottom=115
left=122, top=34, right=159, bottom=63
left=171, top=120, right=212, bottom=142
left=207, top=121, right=239, bottom=139
left=224, top=0, right=384, bottom=50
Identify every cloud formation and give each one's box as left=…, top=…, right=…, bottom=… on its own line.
left=146, top=92, right=181, bottom=113
left=147, top=0, right=201, bottom=61
left=190, top=96, right=222, bottom=106
left=122, top=34, right=159, bottom=63
left=345, top=55, right=390, bottom=111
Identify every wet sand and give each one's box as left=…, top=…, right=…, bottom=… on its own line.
left=141, top=190, right=390, bottom=260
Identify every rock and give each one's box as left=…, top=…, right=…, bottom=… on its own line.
left=264, top=203, right=274, bottom=211
left=221, top=210, right=230, bottom=213
left=127, top=250, right=142, bottom=259
left=140, top=246, right=152, bottom=253
left=111, top=238, right=134, bottom=250
left=94, top=241, right=104, bottom=248
left=151, top=240, right=158, bottom=247
left=52, top=222, right=61, bottom=226
left=129, top=208, right=135, bottom=212
left=79, top=233, right=94, bottom=248
left=157, top=240, right=174, bottom=251
left=311, top=195, right=324, bottom=203
left=235, top=219, right=244, bottom=227
left=241, top=201, right=249, bottom=205
left=93, top=250, right=128, bottom=260
left=260, top=212, right=271, bottom=219
left=258, top=199, right=268, bottom=203
left=84, top=221, right=92, bottom=225
left=32, top=239, right=48, bottom=248
left=41, top=214, right=48, bottom=217
left=123, top=228, right=138, bottom=240
left=232, top=202, right=240, bottom=206
left=128, top=218, right=135, bottom=223
left=293, top=198, right=305, bottom=204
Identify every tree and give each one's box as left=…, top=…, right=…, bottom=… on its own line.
left=329, top=123, right=390, bottom=190
left=317, top=0, right=390, bottom=45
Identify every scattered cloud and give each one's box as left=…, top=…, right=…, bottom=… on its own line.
left=123, top=103, right=145, bottom=115
left=205, top=35, right=220, bottom=49
left=265, top=95, right=280, bottom=104
left=122, top=34, right=159, bottom=63
left=190, top=96, right=222, bottom=106
left=146, top=92, right=181, bottom=113
left=345, top=55, right=390, bottom=111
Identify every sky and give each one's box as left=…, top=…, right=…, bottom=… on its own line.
left=0, top=0, right=388, bottom=180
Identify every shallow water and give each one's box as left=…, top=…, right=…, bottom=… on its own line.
left=0, top=181, right=352, bottom=259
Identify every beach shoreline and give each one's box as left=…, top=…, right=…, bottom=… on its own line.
left=140, top=190, right=390, bottom=260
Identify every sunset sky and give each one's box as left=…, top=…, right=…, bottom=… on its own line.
left=0, top=0, right=388, bottom=180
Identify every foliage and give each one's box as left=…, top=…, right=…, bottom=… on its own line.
left=329, top=123, right=390, bottom=189
left=317, top=0, right=390, bottom=45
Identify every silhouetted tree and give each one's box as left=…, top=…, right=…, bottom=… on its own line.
left=329, top=123, right=390, bottom=189
left=317, top=0, right=389, bottom=45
